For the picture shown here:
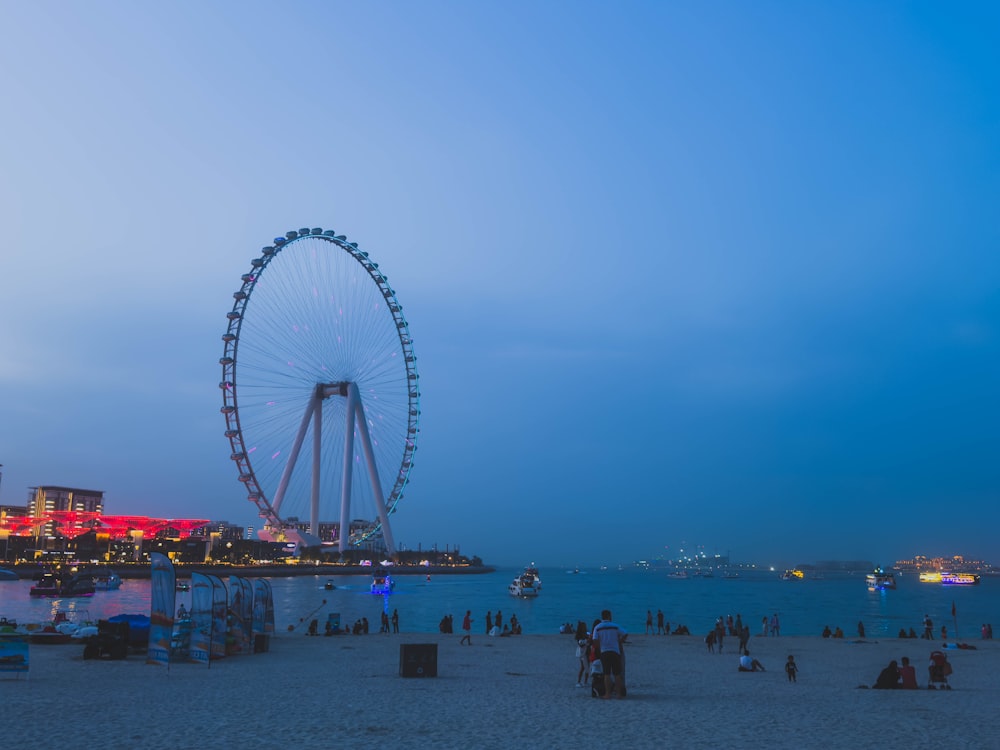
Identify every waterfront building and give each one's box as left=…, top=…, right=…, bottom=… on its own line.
left=28, top=485, right=104, bottom=536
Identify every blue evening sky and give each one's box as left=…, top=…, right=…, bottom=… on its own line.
left=1, top=2, right=997, bottom=568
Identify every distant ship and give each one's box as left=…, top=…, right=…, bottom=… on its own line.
left=941, top=572, right=980, bottom=586
left=866, top=568, right=896, bottom=590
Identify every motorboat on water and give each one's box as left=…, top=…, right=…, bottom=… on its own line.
left=866, top=568, right=896, bottom=590
left=523, top=565, right=542, bottom=589
left=91, top=570, right=122, bottom=590
left=780, top=569, right=804, bottom=581
left=508, top=572, right=539, bottom=597
left=371, top=571, right=395, bottom=595
left=29, top=572, right=96, bottom=598
left=176, top=581, right=190, bottom=592
left=324, top=580, right=337, bottom=590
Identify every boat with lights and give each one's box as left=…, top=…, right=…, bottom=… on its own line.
left=91, top=570, right=122, bottom=591
left=370, top=571, right=395, bottom=595
left=29, top=572, right=96, bottom=598
left=866, top=568, right=896, bottom=590
left=780, top=569, right=804, bottom=581
left=522, top=565, right=542, bottom=590
left=941, top=572, right=980, bottom=586
left=508, top=572, right=539, bottom=598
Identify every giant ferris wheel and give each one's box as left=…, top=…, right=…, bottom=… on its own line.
left=220, top=227, right=419, bottom=553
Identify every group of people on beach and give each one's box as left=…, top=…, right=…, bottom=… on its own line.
left=640, top=609, right=691, bottom=636
left=572, top=609, right=628, bottom=699
left=704, top=614, right=753, bottom=655
left=872, top=651, right=954, bottom=690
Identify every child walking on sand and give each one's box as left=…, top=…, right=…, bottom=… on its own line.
left=785, top=655, right=798, bottom=683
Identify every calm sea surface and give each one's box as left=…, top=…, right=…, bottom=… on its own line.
left=1, top=568, right=996, bottom=639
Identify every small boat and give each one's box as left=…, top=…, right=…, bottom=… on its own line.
left=370, top=571, right=395, bottom=595
left=866, top=568, right=896, bottom=590
left=508, top=573, right=539, bottom=598
left=667, top=571, right=689, bottom=579
left=324, top=580, right=336, bottom=590
left=941, top=572, right=980, bottom=586
left=523, top=565, right=542, bottom=590
left=780, top=569, right=804, bottom=581
left=92, top=570, right=122, bottom=590
left=29, top=572, right=96, bottom=598
left=919, top=571, right=942, bottom=583
left=176, top=581, right=190, bottom=592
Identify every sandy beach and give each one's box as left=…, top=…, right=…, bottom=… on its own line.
left=4, top=632, right=999, bottom=749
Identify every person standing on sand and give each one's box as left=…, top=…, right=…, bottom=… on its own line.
left=657, top=609, right=665, bottom=634
left=762, top=616, right=769, bottom=636
left=391, top=609, right=399, bottom=633
left=646, top=610, right=653, bottom=634
left=459, top=610, right=473, bottom=645
left=574, top=621, right=589, bottom=687
left=592, top=609, right=628, bottom=699
left=495, top=610, right=503, bottom=632
left=770, top=613, right=780, bottom=637
left=715, top=618, right=726, bottom=654
left=785, top=655, right=798, bottom=682
left=485, top=611, right=492, bottom=634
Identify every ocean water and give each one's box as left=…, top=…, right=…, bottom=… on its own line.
left=1, top=567, right=996, bottom=640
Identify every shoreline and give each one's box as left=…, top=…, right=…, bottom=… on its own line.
left=5, top=562, right=497, bottom=580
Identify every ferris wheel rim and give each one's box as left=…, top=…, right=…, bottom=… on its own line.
left=219, top=226, right=420, bottom=542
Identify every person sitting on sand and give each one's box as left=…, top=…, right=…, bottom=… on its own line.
left=738, top=652, right=765, bottom=672
left=872, top=660, right=900, bottom=689
left=822, top=625, right=832, bottom=638
left=833, top=626, right=844, bottom=639
left=898, top=656, right=917, bottom=689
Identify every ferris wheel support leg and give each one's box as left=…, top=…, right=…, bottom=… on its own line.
left=311, top=399, right=321, bottom=539
left=352, top=387, right=396, bottom=556
left=338, top=387, right=357, bottom=554
left=272, top=392, right=318, bottom=517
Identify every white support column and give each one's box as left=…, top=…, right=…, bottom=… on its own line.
left=311, top=397, right=321, bottom=538
left=273, top=391, right=318, bottom=515
left=352, top=387, right=395, bottom=556
left=338, top=385, right=357, bottom=553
